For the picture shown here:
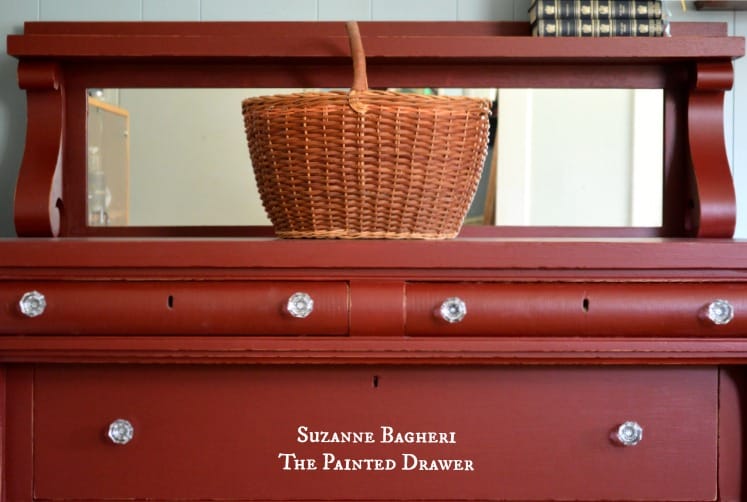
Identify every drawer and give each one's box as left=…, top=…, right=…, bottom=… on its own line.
left=407, top=282, right=747, bottom=336
left=33, top=365, right=716, bottom=501
left=0, top=281, right=348, bottom=335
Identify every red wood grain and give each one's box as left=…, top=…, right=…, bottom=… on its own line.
left=718, top=367, right=746, bottom=500
left=406, top=282, right=747, bottom=337
left=0, top=281, right=348, bottom=336
left=1, top=335, right=747, bottom=365
left=4, top=367, right=33, bottom=501
left=0, top=239, right=745, bottom=365
left=13, top=61, right=63, bottom=237
left=688, top=62, right=737, bottom=237
left=7, top=22, right=742, bottom=61
left=3, top=280, right=745, bottom=340
left=349, top=281, right=405, bottom=337
left=2, top=237, right=747, bottom=272
left=32, top=365, right=717, bottom=501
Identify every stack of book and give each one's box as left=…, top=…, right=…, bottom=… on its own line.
left=530, top=0, right=665, bottom=37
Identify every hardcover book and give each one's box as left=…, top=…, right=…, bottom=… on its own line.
left=532, top=18, right=664, bottom=37
left=529, top=0, right=663, bottom=24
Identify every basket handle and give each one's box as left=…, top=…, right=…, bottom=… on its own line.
left=346, top=21, right=368, bottom=92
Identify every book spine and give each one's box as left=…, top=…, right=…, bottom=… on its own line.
left=529, top=1, right=663, bottom=23
left=531, top=18, right=664, bottom=37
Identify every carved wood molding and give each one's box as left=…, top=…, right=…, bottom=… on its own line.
left=13, top=61, right=64, bottom=237
left=0, top=336, right=747, bottom=365
left=688, top=61, right=737, bottom=238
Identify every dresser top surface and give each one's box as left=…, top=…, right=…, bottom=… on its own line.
left=1, top=237, right=746, bottom=274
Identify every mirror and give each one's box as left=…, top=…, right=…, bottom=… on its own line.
left=86, top=88, right=662, bottom=228
left=495, top=88, right=662, bottom=227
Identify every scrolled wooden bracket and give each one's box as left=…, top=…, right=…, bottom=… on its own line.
left=687, top=61, right=736, bottom=238
left=13, top=61, right=64, bottom=237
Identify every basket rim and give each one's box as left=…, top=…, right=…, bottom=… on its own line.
left=241, top=89, right=492, bottom=107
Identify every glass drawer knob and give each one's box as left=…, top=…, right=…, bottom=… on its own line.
left=439, top=297, right=467, bottom=323
left=19, top=290, right=46, bottom=317
left=614, top=421, right=643, bottom=446
left=286, top=292, right=314, bottom=318
left=107, top=419, right=134, bottom=445
left=705, top=299, right=734, bottom=325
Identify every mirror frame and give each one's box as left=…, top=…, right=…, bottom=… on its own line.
left=7, top=21, right=743, bottom=238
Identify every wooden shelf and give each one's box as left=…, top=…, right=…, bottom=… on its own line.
left=695, top=1, right=747, bottom=10
left=7, top=21, right=743, bottom=62
left=1, top=237, right=747, bottom=272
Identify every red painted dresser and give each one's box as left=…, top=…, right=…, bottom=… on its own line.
left=1, top=21, right=746, bottom=501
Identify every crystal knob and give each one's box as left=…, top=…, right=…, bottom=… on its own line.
left=614, top=421, right=643, bottom=447
left=439, top=297, right=467, bottom=323
left=18, top=290, right=46, bottom=318
left=704, top=299, right=734, bottom=325
left=107, top=419, right=134, bottom=445
left=286, top=292, right=314, bottom=318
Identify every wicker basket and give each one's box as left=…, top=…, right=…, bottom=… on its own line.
left=242, top=22, right=491, bottom=239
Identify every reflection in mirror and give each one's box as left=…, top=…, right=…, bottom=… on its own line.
left=495, top=88, right=662, bottom=227
left=86, top=88, right=662, bottom=228
left=87, top=88, right=282, bottom=227
left=87, top=93, right=130, bottom=226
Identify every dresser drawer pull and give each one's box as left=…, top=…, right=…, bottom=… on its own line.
left=613, top=421, right=643, bottom=447
left=704, top=299, right=734, bottom=325
left=107, top=419, right=135, bottom=445
left=286, top=292, right=314, bottom=318
left=18, top=290, right=46, bottom=318
left=438, top=297, right=467, bottom=323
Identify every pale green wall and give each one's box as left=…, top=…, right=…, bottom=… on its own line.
left=0, top=0, right=745, bottom=236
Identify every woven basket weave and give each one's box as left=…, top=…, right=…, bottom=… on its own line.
left=242, top=22, right=491, bottom=239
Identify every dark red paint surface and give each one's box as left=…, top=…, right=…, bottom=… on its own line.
left=32, top=365, right=716, bottom=501
left=1, top=19, right=746, bottom=501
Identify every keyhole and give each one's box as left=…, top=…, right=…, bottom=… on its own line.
left=167, top=295, right=174, bottom=309
left=582, top=297, right=590, bottom=312
left=372, top=375, right=379, bottom=388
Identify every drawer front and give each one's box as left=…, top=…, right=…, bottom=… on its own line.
left=34, top=365, right=716, bottom=501
left=0, top=281, right=348, bottom=335
left=407, top=282, right=747, bottom=336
